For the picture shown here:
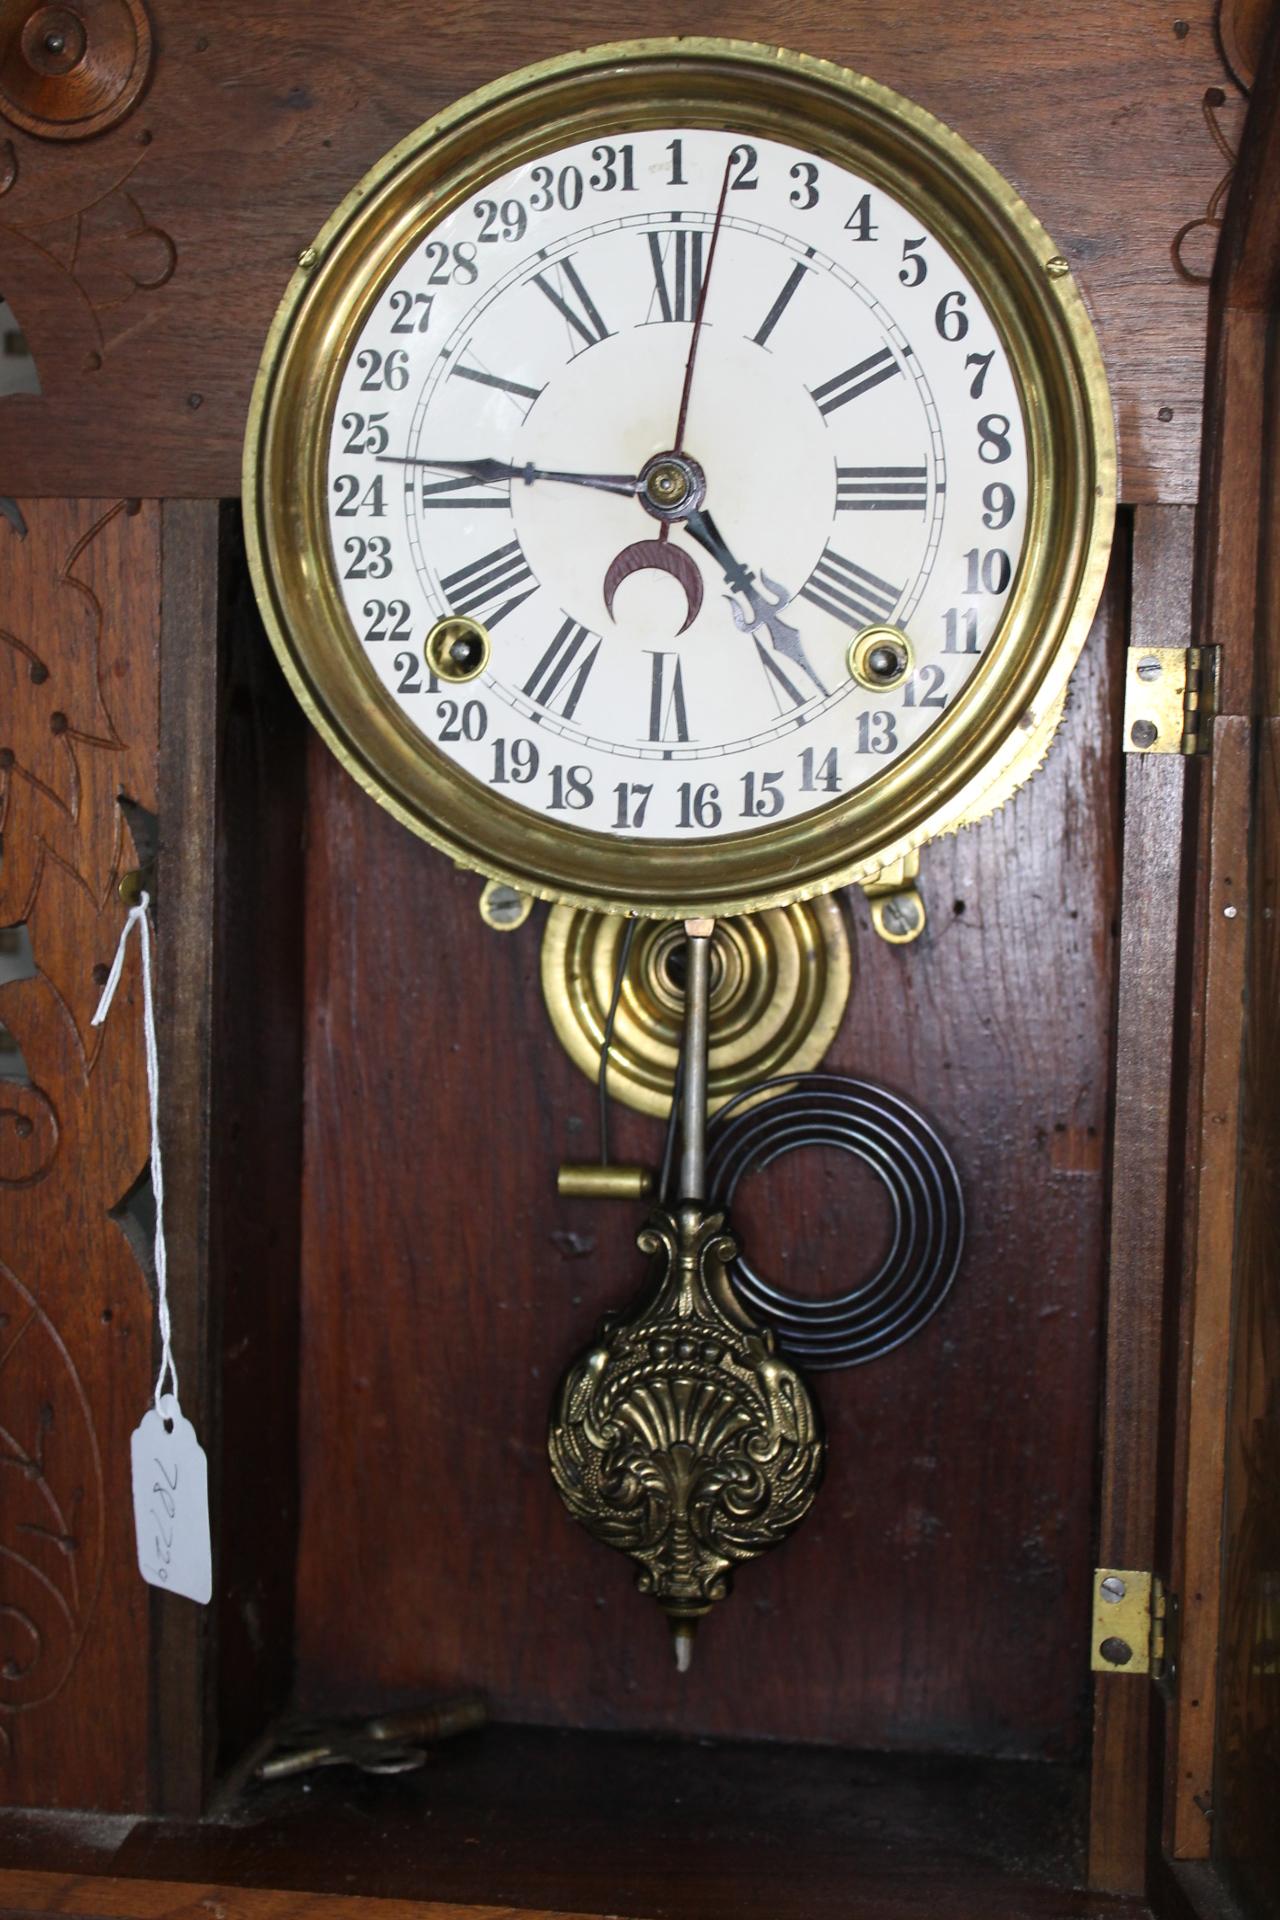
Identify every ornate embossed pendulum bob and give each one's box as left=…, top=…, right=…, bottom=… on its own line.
left=548, top=921, right=824, bottom=1668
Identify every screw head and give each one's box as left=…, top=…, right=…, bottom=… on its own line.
left=1100, top=1575, right=1127, bottom=1604
left=1099, top=1636, right=1134, bottom=1666
left=1131, top=719, right=1158, bottom=750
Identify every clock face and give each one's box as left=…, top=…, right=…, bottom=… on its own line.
left=248, top=40, right=1113, bottom=913
left=325, top=127, right=1029, bottom=841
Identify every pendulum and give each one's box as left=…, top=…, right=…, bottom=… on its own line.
left=548, top=920, right=825, bottom=1667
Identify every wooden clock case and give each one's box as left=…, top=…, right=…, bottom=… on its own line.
left=0, top=6, right=1276, bottom=1918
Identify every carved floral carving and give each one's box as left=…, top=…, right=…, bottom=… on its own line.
left=0, top=498, right=156, bottom=1805
left=0, top=1259, right=105, bottom=1753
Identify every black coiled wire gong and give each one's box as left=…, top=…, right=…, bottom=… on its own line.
left=705, top=1073, right=965, bottom=1370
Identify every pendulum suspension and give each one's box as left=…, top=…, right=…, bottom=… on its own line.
left=548, top=920, right=824, bottom=1665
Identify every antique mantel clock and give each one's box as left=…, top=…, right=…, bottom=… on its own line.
left=244, top=37, right=1114, bottom=1660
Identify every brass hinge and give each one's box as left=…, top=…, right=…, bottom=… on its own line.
left=1092, top=1568, right=1173, bottom=1678
left=1123, top=646, right=1219, bottom=756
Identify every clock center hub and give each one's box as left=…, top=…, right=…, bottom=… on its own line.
left=639, top=451, right=707, bottom=522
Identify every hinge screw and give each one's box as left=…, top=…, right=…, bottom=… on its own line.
left=1100, top=1575, right=1127, bottom=1603
left=1099, top=1635, right=1134, bottom=1666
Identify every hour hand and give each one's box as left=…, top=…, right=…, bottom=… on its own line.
left=376, top=454, right=641, bottom=498
left=681, top=507, right=828, bottom=699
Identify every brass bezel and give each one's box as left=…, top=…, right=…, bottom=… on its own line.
left=243, top=37, right=1116, bottom=919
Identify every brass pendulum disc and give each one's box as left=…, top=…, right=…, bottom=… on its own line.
left=540, top=898, right=852, bottom=1117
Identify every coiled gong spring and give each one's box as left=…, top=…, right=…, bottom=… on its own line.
left=704, top=1073, right=965, bottom=1371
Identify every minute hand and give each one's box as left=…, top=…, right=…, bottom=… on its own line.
left=681, top=507, right=827, bottom=699
left=376, top=454, right=640, bottom=498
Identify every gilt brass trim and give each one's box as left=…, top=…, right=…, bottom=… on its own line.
left=244, top=37, right=1116, bottom=918
left=548, top=1202, right=824, bottom=1646
left=541, top=898, right=851, bottom=1117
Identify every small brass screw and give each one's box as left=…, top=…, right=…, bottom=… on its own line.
left=1045, top=256, right=1070, bottom=279
left=298, top=246, right=318, bottom=271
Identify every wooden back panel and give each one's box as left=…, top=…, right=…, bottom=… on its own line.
left=291, top=556, right=1122, bottom=1752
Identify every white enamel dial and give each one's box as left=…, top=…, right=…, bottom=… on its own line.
left=325, top=126, right=1029, bottom=840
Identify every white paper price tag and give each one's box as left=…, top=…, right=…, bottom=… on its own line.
left=130, top=1394, right=212, bottom=1604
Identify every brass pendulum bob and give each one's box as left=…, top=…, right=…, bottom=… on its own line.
left=548, top=919, right=824, bottom=1668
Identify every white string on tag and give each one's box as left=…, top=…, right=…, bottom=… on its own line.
left=93, top=890, right=211, bottom=1604
left=92, top=892, right=176, bottom=1413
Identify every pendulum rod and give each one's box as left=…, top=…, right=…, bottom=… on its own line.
left=679, top=918, right=715, bottom=1205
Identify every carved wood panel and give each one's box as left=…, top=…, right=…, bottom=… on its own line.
left=0, top=0, right=1249, bottom=503
left=0, top=498, right=158, bottom=1810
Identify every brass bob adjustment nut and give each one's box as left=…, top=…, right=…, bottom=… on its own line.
left=848, top=624, right=913, bottom=692
left=425, top=615, right=490, bottom=683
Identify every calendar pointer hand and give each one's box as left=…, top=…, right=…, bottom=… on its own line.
left=680, top=506, right=828, bottom=699
left=376, top=453, right=642, bottom=499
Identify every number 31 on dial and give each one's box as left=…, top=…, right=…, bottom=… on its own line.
left=248, top=41, right=1113, bottom=913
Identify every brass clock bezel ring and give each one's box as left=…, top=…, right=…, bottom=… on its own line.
left=244, top=36, right=1115, bottom=920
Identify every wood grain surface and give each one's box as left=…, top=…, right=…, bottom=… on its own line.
left=1215, top=717, right=1280, bottom=1920
left=1164, top=23, right=1280, bottom=1884
left=289, top=541, right=1123, bottom=1756
left=0, top=499, right=159, bottom=1809
left=1087, top=507, right=1196, bottom=1894
left=1205, top=29, right=1280, bottom=1908
left=0, top=1729, right=1155, bottom=1920
left=0, top=0, right=1247, bottom=503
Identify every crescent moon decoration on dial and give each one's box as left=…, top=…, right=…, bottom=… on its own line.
left=602, top=539, right=704, bottom=634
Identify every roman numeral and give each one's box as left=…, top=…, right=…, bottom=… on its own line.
left=752, top=636, right=808, bottom=714
left=835, top=466, right=929, bottom=512
left=449, top=360, right=544, bottom=410
left=440, top=540, right=537, bottom=628
left=646, top=230, right=706, bottom=323
left=531, top=257, right=612, bottom=351
left=646, top=652, right=689, bottom=741
left=809, top=347, right=901, bottom=416
left=523, top=617, right=601, bottom=720
left=800, top=547, right=901, bottom=629
left=752, top=262, right=810, bottom=348
left=419, top=475, right=511, bottom=510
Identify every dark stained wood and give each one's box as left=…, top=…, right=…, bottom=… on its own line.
left=0, top=1869, right=613, bottom=1920
left=1088, top=505, right=1196, bottom=1896
left=0, top=0, right=1246, bottom=503
left=0, top=1730, right=1155, bottom=1920
left=1208, top=0, right=1280, bottom=312
left=1215, top=716, right=1280, bottom=1919
left=205, top=515, right=306, bottom=1787
left=1165, top=23, right=1280, bottom=1880
left=290, top=546, right=1123, bottom=1758
left=152, top=503, right=307, bottom=1812
left=1208, top=41, right=1280, bottom=1882
left=0, top=500, right=159, bottom=1809
left=152, top=500, right=222, bottom=1816
left=1165, top=719, right=1250, bottom=1860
